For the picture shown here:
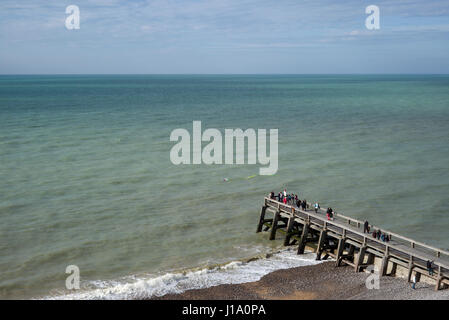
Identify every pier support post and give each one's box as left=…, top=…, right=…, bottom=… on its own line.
left=435, top=277, right=442, bottom=291
left=380, top=257, right=388, bottom=276
left=407, top=262, right=414, bottom=283
left=283, top=216, right=296, bottom=246
left=366, top=253, right=375, bottom=265
left=390, top=262, right=398, bottom=276
left=347, top=245, right=355, bottom=259
left=435, top=266, right=442, bottom=291
left=335, top=238, right=346, bottom=267
left=256, top=206, right=268, bottom=233
left=297, top=223, right=310, bottom=254
left=355, top=246, right=367, bottom=272
left=315, top=229, right=327, bottom=260
left=379, top=255, right=390, bottom=277
left=269, top=210, right=280, bottom=240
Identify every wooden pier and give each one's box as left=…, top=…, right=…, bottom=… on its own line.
left=257, top=197, right=449, bottom=290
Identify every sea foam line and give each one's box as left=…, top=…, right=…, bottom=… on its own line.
left=43, top=248, right=322, bottom=300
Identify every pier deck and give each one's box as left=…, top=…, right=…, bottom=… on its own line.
left=257, top=197, right=449, bottom=290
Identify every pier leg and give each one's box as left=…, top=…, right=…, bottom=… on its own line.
left=269, top=210, right=280, bottom=240
left=380, top=255, right=389, bottom=276
left=366, top=253, right=375, bottom=265
left=315, top=229, right=327, bottom=260
left=256, top=206, right=268, bottom=233
left=347, top=245, right=355, bottom=259
left=283, top=216, right=295, bottom=246
left=297, top=223, right=310, bottom=254
left=354, top=246, right=367, bottom=272
left=335, top=238, right=346, bottom=267
left=407, top=262, right=414, bottom=283
left=390, top=262, right=398, bottom=276
left=435, top=267, right=442, bottom=291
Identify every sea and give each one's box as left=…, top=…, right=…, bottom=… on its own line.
left=0, top=74, right=448, bottom=299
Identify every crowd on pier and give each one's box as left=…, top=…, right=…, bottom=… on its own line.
left=268, top=190, right=335, bottom=221
left=267, top=189, right=437, bottom=286
left=268, top=189, right=392, bottom=243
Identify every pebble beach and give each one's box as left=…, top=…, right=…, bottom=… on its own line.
left=153, top=262, right=449, bottom=300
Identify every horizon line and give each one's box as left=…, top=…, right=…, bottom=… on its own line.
left=1, top=73, right=449, bottom=76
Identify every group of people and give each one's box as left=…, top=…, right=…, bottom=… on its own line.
left=363, top=220, right=390, bottom=242
left=269, top=190, right=309, bottom=211
left=269, top=190, right=337, bottom=220
left=372, top=229, right=390, bottom=242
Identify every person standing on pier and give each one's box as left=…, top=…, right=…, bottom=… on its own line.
left=301, top=200, right=307, bottom=211
left=326, top=208, right=334, bottom=220
left=363, top=221, right=370, bottom=233
left=314, top=202, right=320, bottom=213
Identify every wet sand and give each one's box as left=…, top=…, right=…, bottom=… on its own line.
left=152, top=261, right=449, bottom=300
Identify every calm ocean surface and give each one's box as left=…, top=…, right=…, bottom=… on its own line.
left=1, top=75, right=448, bottom=299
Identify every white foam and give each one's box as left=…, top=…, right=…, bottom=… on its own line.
left=44, top=248, right=322, bottom=300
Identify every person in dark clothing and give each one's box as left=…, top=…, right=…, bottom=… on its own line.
left=296, top=199, right=301, bottom=208
left=363, top=221, right=370, bottom=233
left=376, top=229, right=381, bottom=240
left=372, top=230, right=377, bottom=238
left=427, top=260, right=434, bottom=276
left=326, top=207, right=331, bottom=220
left=301, top=200, right=307, bottom=211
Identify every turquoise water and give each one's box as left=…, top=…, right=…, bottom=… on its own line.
left=0, top=75, right=448, bottom=299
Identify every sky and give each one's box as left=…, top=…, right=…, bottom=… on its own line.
left=0, top=0, right=448, bottom=74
